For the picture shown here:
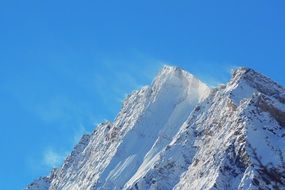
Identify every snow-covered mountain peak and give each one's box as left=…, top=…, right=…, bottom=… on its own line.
left=25, top=66, right=285, bottom=190
left=153, top=65, right=190, bottom=85
left=155, top=65, right=197, bottom=82
left=152, top=65, right=210, bottom=102
left=161, top=64, right=182, bottom=72
left=223, top=67, right=285, bottom=107
left=231, top=67, right=284, bottom=95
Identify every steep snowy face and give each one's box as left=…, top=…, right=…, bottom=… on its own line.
left=25, top=65, right=210, bottom=190
left=91, top=66, right=210, bottom=190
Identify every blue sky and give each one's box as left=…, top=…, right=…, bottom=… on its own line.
left=0, top=0, right=284, bottom=189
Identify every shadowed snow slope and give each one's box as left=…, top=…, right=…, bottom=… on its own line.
left=26, top=66, right=285, bottom=190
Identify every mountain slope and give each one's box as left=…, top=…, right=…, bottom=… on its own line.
left=25, top=66, right=285, bottom=190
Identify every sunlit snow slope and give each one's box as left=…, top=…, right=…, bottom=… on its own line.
left=26, top=66, right=285, bottom=190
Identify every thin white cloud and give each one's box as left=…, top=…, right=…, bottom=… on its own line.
left=33, top=95, right=99, bottom=131
left=34, top=96, right=72, bottom=123
left=43, top=148, right=67, bottom=168
left=89, top=54, right=165, bottom=105
left=72, top=124, right=88, bottom=145
left=188, top=62, right=240, bottom=87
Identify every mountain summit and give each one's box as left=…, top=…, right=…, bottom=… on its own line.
left=26, top=66, right=285, bottom=190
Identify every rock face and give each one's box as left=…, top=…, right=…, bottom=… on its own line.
left=25, top=66, right=285, bottom=190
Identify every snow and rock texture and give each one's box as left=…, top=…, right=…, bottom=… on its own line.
left=25, top=66, right=285, bottom=190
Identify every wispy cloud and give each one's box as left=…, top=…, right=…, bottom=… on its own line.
left=34, top=96, right=73, bottom=124
left=187, top=61, right=240, bottom=87
left=42, top=148, right=67, bottom=168
left=78, top=53, right=165, bottom=106
left=72, top=124, right=88, bottom=145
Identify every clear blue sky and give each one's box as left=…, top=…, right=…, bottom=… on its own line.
left=0, top=0, right=284, bottom=189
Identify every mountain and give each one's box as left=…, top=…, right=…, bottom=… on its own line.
left=25, top=66, right=285, bottom=190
